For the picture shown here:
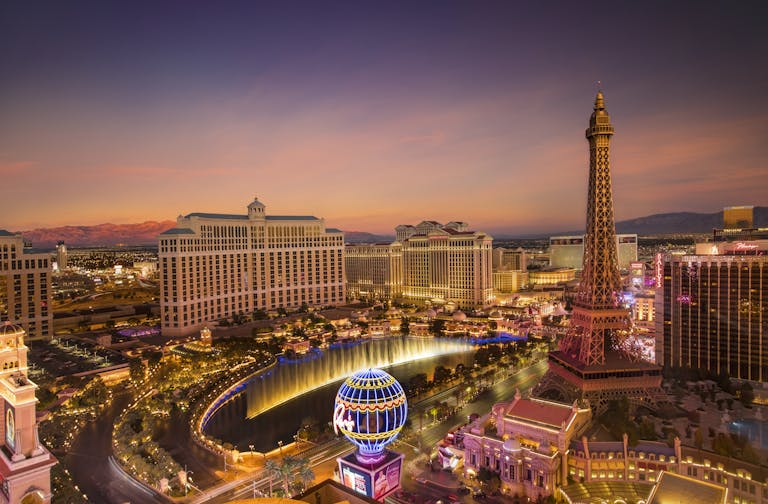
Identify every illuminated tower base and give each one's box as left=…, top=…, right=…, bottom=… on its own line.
left=539, top=350, right=664, bottom=414
left=337, top=450, right=404, bottom=502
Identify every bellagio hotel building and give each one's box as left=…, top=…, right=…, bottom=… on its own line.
left=159, top=198, right=344, bottom=337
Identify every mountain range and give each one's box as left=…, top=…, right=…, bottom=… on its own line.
left=10, top=207, right=766, bottom=248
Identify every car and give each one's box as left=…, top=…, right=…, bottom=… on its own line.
left=457, top=487, right=471, bottom=495
left=447, top=494, right=459, bottom=502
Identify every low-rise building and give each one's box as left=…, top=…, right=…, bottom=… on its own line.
left=462, top=391, right=591, bottom=500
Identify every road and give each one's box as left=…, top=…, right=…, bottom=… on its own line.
left=193, top=440, right=354, bottom=503
left=414, top=360, right=547, bottom=451
left=67, top=392, right=169, bottom=504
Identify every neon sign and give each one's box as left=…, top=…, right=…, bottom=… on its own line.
left=655, top=253, right=663, bottom=289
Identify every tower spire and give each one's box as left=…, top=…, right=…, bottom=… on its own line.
left=594, top=90, right=605, bottom=110
left=536, top=91, right=664, bottom=415
left=558, top=91, right=629, bottom=366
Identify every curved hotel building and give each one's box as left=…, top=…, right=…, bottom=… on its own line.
left=159, top=198, right=344, bottom=337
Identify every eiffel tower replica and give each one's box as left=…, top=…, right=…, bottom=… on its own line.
left=537, top=91, right=664, bottom=414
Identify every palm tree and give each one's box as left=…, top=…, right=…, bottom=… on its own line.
left=279, top=455, right=300, bottom=495
left=298, top=463, right=315, bottom=491
left=265, top=459, right=280, bottom=497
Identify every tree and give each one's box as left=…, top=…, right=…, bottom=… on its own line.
left=409, top=373, right=428, bottom=394
left=297, top=462, right=315, bottom=491
left=453, top=388, right=462, bottom=408
left=433, top=365, right=452, bottom=384
left=129, top=358, right=146, bottom=383
left=739, top=383, right=755, bottom=407
left=430, top=319, right=446, bottom=337
left=474, top=348, right=491, bottom=367
left=400, top=317, right=410, bottom=336
left=265, top=459, right=280, bottom=497
left=147, top=351, right=163, bottom=368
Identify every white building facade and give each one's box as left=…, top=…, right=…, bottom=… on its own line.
left=0, top=232, right=52, bottom=340
left=159, top=198, right=345, bottom=337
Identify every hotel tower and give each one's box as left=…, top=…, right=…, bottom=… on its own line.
left=159, top=197, right=345, bottom=337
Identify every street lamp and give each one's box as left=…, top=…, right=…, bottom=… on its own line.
left=249, top=444, right=255, bottom=461
left=278, top=440, right=284, bottom=458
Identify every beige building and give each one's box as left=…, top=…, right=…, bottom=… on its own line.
left=0, top=231, right=52, bottom=339
left=346, top=221, right=493, bottom=309
left=528, top=268, right=576, bottom=286
left=159, top=198, right=345, bottom=337
left=400, top=222, right=493, bottom=308
left=565, top=435, right=766, bottom=504
left=492, top=270, right=529, bottom=293
left=345, top=243, right=402, bottom=301
left=492, top=247, right=528, bottom=271
left=549, top=234, right=638, bottom=270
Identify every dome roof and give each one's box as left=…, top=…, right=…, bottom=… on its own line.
left=452, top=310, right=467, bottom=321
left=426, top=309, right=437, bottom=319
left=0, top=322, right=24, bottom=337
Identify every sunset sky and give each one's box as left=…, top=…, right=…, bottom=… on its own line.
left=2, top=1, right=767, bottom=235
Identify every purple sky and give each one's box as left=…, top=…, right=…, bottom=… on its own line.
left=2, top=1, right=767, bottom=235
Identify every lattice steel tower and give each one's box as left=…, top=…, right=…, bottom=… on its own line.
left=537, top=92, right=663, bottom=413
left=558, top=91, right=632, bottom=365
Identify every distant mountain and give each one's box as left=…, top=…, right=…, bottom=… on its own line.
left=615, top=207, right=767, bottom=235
left=343, top=231, right=395, bottom=244
left=19, top=221, right=176, bottom=248
left=13, top=207, right=766, bottom=248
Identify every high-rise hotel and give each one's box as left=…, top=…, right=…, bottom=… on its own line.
left=656, top=238, right=767, bottom=383
left=346, top=220, right=493, bottom=308
left=159, top=198, right=345, bottom=337
left=0, top=231, right=52, bottom=339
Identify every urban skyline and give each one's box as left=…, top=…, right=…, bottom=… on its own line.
left=2, top=1, right=767, bottom=235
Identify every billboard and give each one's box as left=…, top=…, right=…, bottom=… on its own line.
left=340, top=460, right=372, bottom=496
left=372, top=457, right=402, bottom=500
left=338, top=453, right=403, bottom=501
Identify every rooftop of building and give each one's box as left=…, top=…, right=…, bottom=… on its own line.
left=647, top=472, right=726, bottom=504
left=560, top=481, right=652, bottom=504
left=159, top=227, right=196, bottom=235
left=0, top=229, right=17, bottom=236
left=506, top=395, right=577, bottom=429
left=183, top=212, right=320, bottom=221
